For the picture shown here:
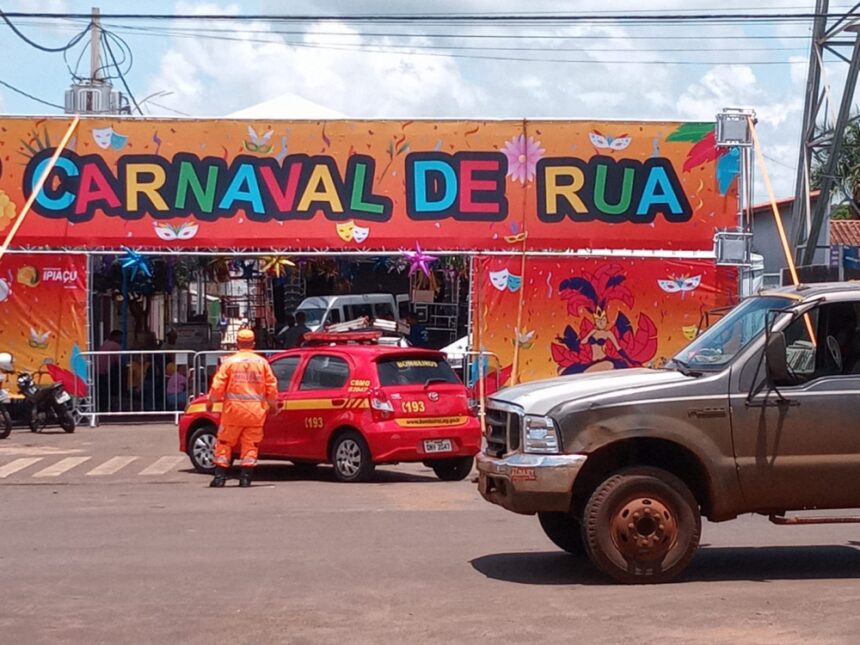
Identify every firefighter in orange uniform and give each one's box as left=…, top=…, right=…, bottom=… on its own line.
left=206, top=329, right=278, bottom=488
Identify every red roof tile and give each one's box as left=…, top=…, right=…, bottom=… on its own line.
left=830, top=219, right=860, bottom=246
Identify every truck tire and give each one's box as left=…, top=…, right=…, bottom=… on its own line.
left=537, top=512, right=585, bottom=556
left=583, top=467, right=700, bottom=584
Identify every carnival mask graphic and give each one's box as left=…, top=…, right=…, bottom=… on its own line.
left=589, top=130, right=632, bottom=151
left=335, top=221, right=370, bottom=244
left=243, top=126, right=274, bottom=154
left=91, top=127, right=128, bottom=151
left=489, top=268, right=523, bottom=293
left=657, top=274, right=702, bottom=297
left=682, top=325, right=699, bottom=340
left=28, top=327, right=50, bottom=350
left=153, top=222, right=199, bottom=241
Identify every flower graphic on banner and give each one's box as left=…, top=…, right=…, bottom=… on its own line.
left=0, top=189, right=17, bottom=231
left=501, top=135, right=544, bottom=183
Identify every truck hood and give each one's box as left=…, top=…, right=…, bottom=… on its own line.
left=489, top=368, right=692, bottom=416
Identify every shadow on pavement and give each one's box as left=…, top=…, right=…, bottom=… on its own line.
left=184, top=463, right=439, bottom=484
left=471, top=544, right=860, bottom=585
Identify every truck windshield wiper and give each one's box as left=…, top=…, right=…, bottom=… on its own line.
left=667, top=358, right=703, bottom=377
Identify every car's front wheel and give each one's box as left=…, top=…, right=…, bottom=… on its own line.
left=430, top=456, right=474, bottom=481
left=330, top=431, right=374, bottom=482
left=538, top=511, right=586, bottom=556
left=583, top=467, right=701, bottom=584
left=187, top=425, right=218, bottom=474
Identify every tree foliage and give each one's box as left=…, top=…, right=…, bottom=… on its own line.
left=812, top=120, right=860, bottom=219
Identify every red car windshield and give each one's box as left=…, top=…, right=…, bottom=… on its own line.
left=377, top=357, right=459, bottom=387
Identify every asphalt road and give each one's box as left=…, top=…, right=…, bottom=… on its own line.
left=1, top=424, right=859, bottom=645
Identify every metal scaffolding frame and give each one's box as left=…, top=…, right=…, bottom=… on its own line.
left=791, top=0, right=860, bottom=266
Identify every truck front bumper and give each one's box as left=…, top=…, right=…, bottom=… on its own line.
left=476, top=451, right=587, bottom=515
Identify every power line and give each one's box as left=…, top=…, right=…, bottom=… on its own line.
left=102, top=23, right=812, bottom=53
left=0, top=9, right=91, bottom=51
left=101, top=29, right=142, bottom=114
left=0, top=11, right=855, bottom=24
left=0, top=78, right=64, bottom=109
left=97, top=25, right=807, bottom=65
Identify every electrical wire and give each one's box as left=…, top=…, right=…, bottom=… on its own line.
left=101, top=30, right=142, bottom=114
left=0, top=10, right=856, bottom=25
left=101, top=23, right=812, bottom=53
left=94, top=25, right=807, bottom=65
left=0, top=78, right=64, bottom=109
left=0, top=9, right=91, bottom=51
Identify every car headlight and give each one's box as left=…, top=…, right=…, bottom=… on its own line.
left=523, top=415, right=560, bottom=454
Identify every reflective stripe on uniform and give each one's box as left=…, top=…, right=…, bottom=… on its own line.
left=224, top=392, right=266, bottom=401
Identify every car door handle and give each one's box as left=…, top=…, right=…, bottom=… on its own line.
left=331, top=398, right=346, bottom=406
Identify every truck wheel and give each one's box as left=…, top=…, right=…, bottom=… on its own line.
left=431, top=456, right=474, bottom=481
left=583, top=467, right=700, bottom=584
left=330, top=431, right=375, bottom=483
left=537, top=512, right=585, bottom=556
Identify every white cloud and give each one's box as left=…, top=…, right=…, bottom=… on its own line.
left=141, top=0, right=814, bottom=197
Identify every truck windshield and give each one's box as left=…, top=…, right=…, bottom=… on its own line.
left=296, top=307, right=326, bottom=327
left=671, top=295, right=794, bottom=370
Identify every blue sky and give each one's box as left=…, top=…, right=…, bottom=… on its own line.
left=0, top=0, right=845, bottom=196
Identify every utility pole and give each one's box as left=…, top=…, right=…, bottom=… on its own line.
left=64, top=5, right=130, bottom=115
left=790, top=0, right=860, bottom=267
left=90, top=7, right=101, bottom=83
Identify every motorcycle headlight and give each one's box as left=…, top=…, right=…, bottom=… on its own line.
left=523, top=415, right=560, bottom=454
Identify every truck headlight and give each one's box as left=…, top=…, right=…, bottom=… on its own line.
left=523, top=415, right=560, bottom=454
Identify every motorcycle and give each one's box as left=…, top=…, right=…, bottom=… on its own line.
left=16, top=370, right=75, bottom=433
left=0, top=352, right=13, bottom=439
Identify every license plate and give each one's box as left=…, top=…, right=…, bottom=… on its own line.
left=56, top=391, right=71, bottom=404
left=423, top=439, right=453, bottom=453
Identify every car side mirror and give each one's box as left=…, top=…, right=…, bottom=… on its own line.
left=765, top=331, right=790, bottom=384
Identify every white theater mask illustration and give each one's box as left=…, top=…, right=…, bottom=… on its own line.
left=489, top=268, right=523, bottom=293
left=91, top=127, right=128, bottom=151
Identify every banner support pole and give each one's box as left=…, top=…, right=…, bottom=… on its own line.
left=0, top=116, right=80, bottom=262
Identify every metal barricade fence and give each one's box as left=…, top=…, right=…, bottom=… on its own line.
left=76, top=349, right=285, bottom=426
left=79, top=349, right=198, bottom=426
left=77, top=348, right=494, bottom=426
left=188, top=350, right=281, bottom=398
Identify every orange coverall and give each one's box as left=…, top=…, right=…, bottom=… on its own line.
left=207, top=350, right=278, bottom=468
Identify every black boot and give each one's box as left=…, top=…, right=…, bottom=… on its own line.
left=209, top=467, right=228, bottom=488
left=238, top=467, right=253, bottom=488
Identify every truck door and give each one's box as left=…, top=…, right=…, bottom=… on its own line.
left=731, top=301, right=860, bottom=510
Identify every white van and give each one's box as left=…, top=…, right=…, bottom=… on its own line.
left=294, top=294, right=406, bottom=331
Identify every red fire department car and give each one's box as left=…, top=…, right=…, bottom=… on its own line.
left=178, top=331, right=482, bottom=482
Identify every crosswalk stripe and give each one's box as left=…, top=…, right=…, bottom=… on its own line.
left=32, top=456, right=92, bottom=478
left=86, top=456, right=139, bottom=476
left=138, top=456, right=186, bottom=476
left=0, top=457, right=44, bottom=479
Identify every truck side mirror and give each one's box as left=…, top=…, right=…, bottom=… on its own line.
left=765, top=331, right=790, bottom=384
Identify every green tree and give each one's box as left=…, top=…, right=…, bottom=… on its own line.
left=812, top=120, right=860, bottom=219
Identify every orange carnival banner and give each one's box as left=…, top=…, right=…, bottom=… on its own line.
left=473, top=256, right=737, bottom=387
left=0, top=118, right=738, bottom=251
left=0, top=253, right=88, bottom=395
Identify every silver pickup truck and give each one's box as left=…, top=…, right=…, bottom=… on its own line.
left=477, top=283, right=860, bottom=583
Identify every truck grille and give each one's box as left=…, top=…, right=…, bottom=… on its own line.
left=485, top=404, right=522, bottom=457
